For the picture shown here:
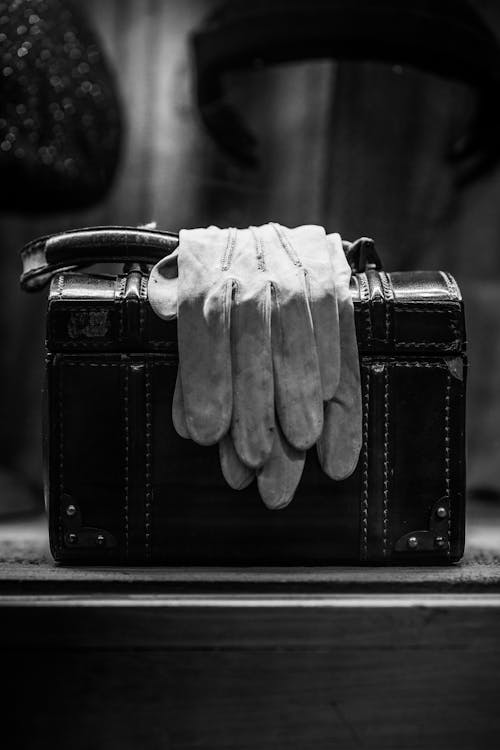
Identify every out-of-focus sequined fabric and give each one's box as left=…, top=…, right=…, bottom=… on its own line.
left=0, top=0, right=122, bottom=211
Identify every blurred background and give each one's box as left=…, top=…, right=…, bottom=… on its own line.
left=1, top=0, right=500, bottom=516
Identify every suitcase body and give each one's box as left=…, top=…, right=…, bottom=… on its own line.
left=26, top=228, right=466, bottom=564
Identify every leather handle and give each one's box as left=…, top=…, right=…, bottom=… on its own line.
left=345, top=237, right=381, bottom=273
left=19, top=226, right=380, bottom=292
left=20, top=226, right=179, bottom=292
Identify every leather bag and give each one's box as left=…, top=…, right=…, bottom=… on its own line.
left=20, top=226, right=466, bottom=564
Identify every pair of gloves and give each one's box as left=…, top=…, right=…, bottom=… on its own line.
left=148, top=223, right=361, bottom=509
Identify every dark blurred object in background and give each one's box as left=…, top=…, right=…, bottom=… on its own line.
left=0, top=0, right=122, bottom=517
left=192, top=0, right=500, bottom=186
left=0, top=0, right=122, bottom=212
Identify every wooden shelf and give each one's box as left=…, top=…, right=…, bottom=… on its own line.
left=1, top=501, right=499, bottom=749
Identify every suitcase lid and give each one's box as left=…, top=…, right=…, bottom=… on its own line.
left=20, top=226, right=465, bottom=356
left=45, top=265, right=465, bottom=356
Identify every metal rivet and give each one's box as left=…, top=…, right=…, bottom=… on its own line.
left=407, top=536, right=419, bottom=550
left=67, top=532, right=78, bottom=545
left=95, top=534, right=105, bottom=547
left=435, top=536, right=446, bottom=548
left=436, top=506, right=448, bottom=519
left=66, top=504, right=77, bottom=518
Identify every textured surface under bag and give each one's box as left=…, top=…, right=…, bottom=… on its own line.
left=43, top=254, right=466, bottom=565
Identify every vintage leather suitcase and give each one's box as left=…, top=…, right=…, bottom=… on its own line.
left=21, top=226, right=467, bottom=564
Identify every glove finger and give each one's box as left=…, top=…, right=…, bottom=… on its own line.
left=147, top=249, right=179, bottom=321
left=271, top=282, right=323, bottom=450
left=219, top=433, right=254, bottom=490
left=231, top=280, right=275, bottom=468
left=257, top=422, right=305, bottom=510
left=317, top=345, right=362, bottom=480
left=305, top=270, right=340, bottom=401
left=178, top=277, right=233, bottom=445
left=172, top=368, right=189, bottom=439
left=317, top=234, right=362, bottom=479
left=284, top=225, right=340, bottom=401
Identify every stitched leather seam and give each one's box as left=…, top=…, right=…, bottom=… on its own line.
left=445, top=272, right=460, bottom=300
left=393, top=307, right=460, bottom=318
left=440, top=270, right=453, bottom=299
left=392, top=305, right=461, bottom=346
left=50, top=342, right=119, bottom=349
left=379, top=271, right=393, bottom=344
left=392, top=301, right=461, bottom=308
left=58, top=362, right=64, bottom=556
left=361, top=369, right=370, bottom=561
left=383, top=365, right=389, bottom=558
left=390, top=359, right=453, bottom=557
left=145, top=365, right=152, bottom=558
left=445, top=371, right=451, bottom=558
left=51, top=339, right=176, bottom=349
left=137, top=276, right=147, bottom=338
left=53, top=306, right=115, bottom=312
left=117, top=276, right=127, bottom=298
left=394, top=340, right=461, bottom=350
left=56, top=337, right=449, bottom=353
left=139, top=300, right=145, bottom=341
left=139, top=276, right=148, bottom=344
left=390, top=360, right=449, bottom=369
left=117, top=276, right=126, bottom=341
left=358, top=273, right=372, bottom=344
left=57, top=338, right=454, bottom=353
left=439, top=270, right=457, bottom=300
left=62, top=362, right=118, bottom=366
left=60, top=360, right=177, bottom=366
left=366, top=273, right=386, bottom=343
left=61, top=359, right=452, bottom=369
left=124, top=365, right=129, bottom=559
left=380, top=271, right=393, bottom=300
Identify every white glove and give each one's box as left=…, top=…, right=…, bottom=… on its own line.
left=148, top=224, right=361, bottom=508
left=317, top=233, right=362, bottom=480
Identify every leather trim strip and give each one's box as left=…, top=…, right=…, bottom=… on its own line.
left=145, top=365, right=152, bottom=559
left=383, top=365, right=390, bottom=559
left=360, top=367, right=370, bottom=561
left=123, top=364, right=130, bottom=559
left=445, top=369, right=452, bottom=558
